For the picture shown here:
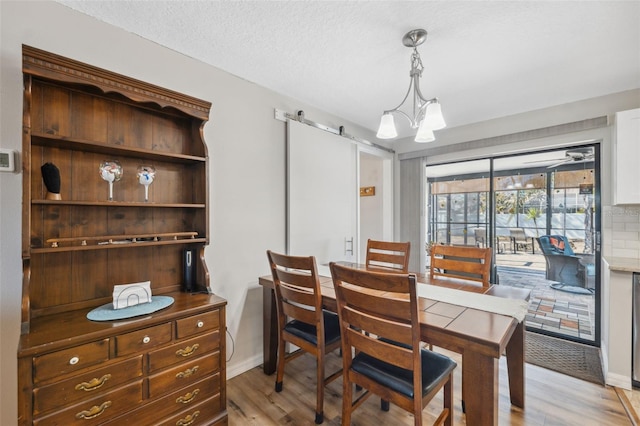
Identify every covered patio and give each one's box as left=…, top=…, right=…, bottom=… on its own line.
left=495, top=249, right=595, bottom=341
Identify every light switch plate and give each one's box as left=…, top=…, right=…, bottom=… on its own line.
left=0, top=149, right=16, bottom=172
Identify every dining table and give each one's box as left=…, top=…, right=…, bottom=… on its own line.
left=258, top=262, right=531, bottom=426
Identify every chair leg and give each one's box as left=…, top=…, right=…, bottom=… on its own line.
left=275, top=337, right=286, bottom=392
left=342, top=374, right=353, bottom=426
left=443, top=374, right=453, bottom=426
left=380, top=399, right=389, bottom=411
left=315, top=354, right=324, bottom=424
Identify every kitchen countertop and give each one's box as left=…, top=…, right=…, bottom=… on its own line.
left=603, top=256, right=640, bottom=273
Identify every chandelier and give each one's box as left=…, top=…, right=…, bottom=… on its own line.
left=376, top=29, right=446, bottom=143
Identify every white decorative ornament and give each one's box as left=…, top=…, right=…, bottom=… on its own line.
left=137, top=165, right=156, bottom=201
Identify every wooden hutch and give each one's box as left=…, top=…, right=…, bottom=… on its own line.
left=18, top=45, right=227, bottom=425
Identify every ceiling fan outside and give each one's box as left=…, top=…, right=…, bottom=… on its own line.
left=524, top=147, right=595, bottom=168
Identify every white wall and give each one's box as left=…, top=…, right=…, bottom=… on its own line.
left=0, top=2, right=379, bottom=424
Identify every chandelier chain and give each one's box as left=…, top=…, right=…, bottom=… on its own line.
left=410, top=47, right=424, bottom=78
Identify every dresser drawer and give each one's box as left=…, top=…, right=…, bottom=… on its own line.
left=148, top=352, right=219, bottom=399
left=104, top=374, right=220, bottom=425
left=115, top=322, right=172, bottom=357
left=176, top=310, right=220, bottom=339
left=149, top=331, right=220, bottom=372
left=158, top=393, right=222, bottom=426
left=33, top=339, right=110, bottom=384
left=33, top=380, right=143, bottom=426
left=33, top=355, right=143, bottom=416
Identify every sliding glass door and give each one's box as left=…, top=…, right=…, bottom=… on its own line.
left=425, top=144, right=600, bottom=345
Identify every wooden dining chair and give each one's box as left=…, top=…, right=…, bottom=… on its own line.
left=365, top=239, right=411, bottom=273
left=266, top=250, right=342, bottom=424
left=430, top=244, right=492, bottom=287
left=330, top=262, right=456, bottom=426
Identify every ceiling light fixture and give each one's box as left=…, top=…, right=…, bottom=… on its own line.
left=376, top=29, right=446, bottom=143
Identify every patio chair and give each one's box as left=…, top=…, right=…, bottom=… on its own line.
left=510, top=228, right=535, bottom=254
left=537, top=235, right=594, bottom=291
left=473, top=228, right=486, bottom=247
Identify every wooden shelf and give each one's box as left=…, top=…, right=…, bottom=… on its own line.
left=32, top=200, right=206, bottom=208
left=31, top=238, right=207, bottom=254
left=31, top=132, right=206, bottom=164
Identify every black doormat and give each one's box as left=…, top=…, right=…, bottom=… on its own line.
left=525, top=331, right=604, bottom=385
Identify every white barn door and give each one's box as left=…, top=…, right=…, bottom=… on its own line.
left=287, top=119, right=357, bottom=277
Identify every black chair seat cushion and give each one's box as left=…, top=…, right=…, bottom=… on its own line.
left=351, top=346, right=456, bottom=399
left=284, top=310, right=341, bottom=346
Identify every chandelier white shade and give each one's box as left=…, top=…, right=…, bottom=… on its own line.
left=376, top=113, right=398, bottom=139
left=376, top=29, right=446, bottom=143
left=423, top=101, right=446, bottom=130
left=415, top=121, right=435, bottom=143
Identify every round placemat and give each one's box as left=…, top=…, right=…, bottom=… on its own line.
left=87, top=296, right=174, bottom=321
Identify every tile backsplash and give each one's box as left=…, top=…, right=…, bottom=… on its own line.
left=603, top=205, right=640, bottom=259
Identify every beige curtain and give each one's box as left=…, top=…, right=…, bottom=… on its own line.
left=399, top=157, right=426, bottom=272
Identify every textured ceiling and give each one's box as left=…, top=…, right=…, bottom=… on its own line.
left=55, top=1, right=640, bottom=140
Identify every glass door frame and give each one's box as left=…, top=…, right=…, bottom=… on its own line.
left=426, top=142, right=601, bottom=346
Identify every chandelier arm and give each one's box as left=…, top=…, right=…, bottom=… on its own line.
left=386, top=109, right=414, bottom=126
left=384, top=78, right=415, bottom=115
left=412, top=74, right=431, bottom=106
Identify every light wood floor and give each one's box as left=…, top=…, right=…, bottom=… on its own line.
left=227, top=348, right=631, bottom=425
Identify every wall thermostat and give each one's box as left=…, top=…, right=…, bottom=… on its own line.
left=0, top=149, right=16, bottom=172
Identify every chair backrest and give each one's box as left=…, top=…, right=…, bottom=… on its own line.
left=266, top=250, right=324, bottom=336
left=473, top=228, right=486, bottom=246
left=537, top=235, right=575, bottom=256
left=429, top=244, right=492, bottom=287
left=365, top=239, right=411, bottom=273
left=329, top=262, right=421, bottom=393
left=509, top=228, right=528, bottom=242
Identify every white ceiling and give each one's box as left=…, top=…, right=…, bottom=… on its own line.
left=55, top=1, right=640, bottom=139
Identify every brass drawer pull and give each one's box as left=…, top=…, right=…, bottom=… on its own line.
left=176, top=411, right=200, bottom=426
left=75, top=374, right=112, bottom=391
left=75, top=401, right=112, bottom=420
left=176, top=389, right=199, bottom=404
left=176, top=343, right=200, bottom=357
left=176, top=366, right=199, bottom=379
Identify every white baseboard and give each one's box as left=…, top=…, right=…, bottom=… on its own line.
left=226, top=354, right=264, bottom=380
left=601, top=339, right=632, bottom=390
left=607, top=371, right=632, bottom=390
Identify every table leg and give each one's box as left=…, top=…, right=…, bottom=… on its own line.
left=262, top=286, right=278, bottom=375
left=505, top=321, right=526, bottom=408
left=462, top=349, right=499, bottom=426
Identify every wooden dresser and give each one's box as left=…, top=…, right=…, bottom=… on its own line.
left=18, top=45, right=227, bottom=425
